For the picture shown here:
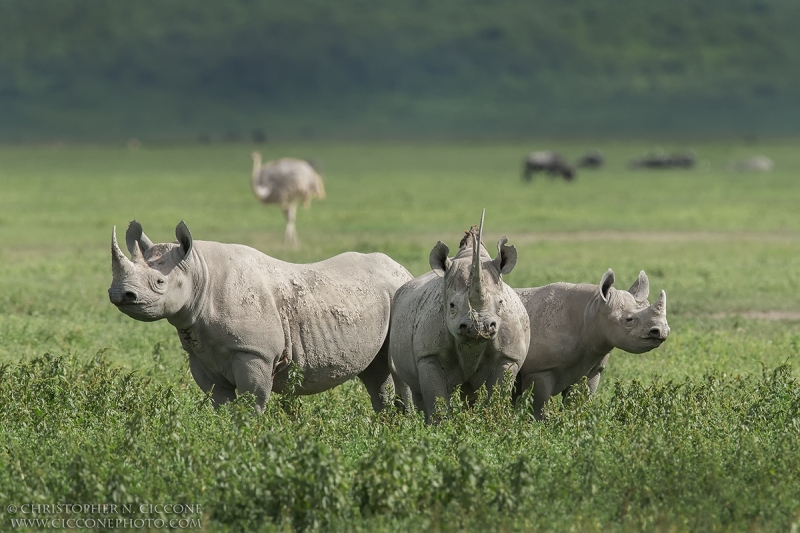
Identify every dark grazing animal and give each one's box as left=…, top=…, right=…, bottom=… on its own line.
left=576, top=150, right=604, bottom=169
left=629, top=151, right=696, bottom=169
left=522, top=151, right=575, bottom=181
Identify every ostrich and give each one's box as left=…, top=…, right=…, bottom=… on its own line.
left=250, top=152, right=326, bottom=247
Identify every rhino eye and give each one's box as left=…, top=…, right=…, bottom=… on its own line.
left=156, top=278, right=166, bottom=286
left=449, top=302, right=455, bottom=310
left=625, top=316, right=634, bottom=323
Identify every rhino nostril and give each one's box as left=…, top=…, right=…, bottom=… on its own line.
left=649, top=327, right=663, bottom=339
left=124, top=291, right=137, bottom=302
left=459, top=323, right=469, bottom=335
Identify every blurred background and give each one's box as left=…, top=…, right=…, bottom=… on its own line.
left=3, top=0, right=800, bottom=144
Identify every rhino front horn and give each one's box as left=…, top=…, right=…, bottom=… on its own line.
left=111, top=226, right=137, bottom=279
left=469, top=209, right=486, bottom=306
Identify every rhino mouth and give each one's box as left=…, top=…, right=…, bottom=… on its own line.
left=114, top=304, right=161, bottom=322
left=109, top=291, right=160, bottom=321
left=457, top=330, right=496, bottom=345
left=637, top=335, right=667, bottom=349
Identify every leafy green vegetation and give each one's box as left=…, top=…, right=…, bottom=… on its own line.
left=3, top=355, right=799, bottom=531
left=2, top=1, right=800, bottom=141
left=2, top=141, right=800, bottom=530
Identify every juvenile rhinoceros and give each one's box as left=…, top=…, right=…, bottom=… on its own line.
left=389, top=213, right=531, bottom=423
left=108, top=220, right=413, bottom=412
left=513, top=269, right=669, bottom=419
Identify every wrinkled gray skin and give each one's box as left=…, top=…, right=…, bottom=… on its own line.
left=389, top=221, right=531, bottom=423
left=513, top=269, right=669, bottom=419
left=109, top=221, right=413, bottom=412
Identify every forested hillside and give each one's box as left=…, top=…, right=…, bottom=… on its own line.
left=2, top=0, right=799, bottom=141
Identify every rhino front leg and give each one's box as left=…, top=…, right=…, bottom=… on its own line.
left=486, top=360, right=520, bottom=398
left=563, top=354, right=608, bottom=400
left=586, top=371, right=602, bottom=395
left=417, top=356, right=450, bottom=424
left=586, top=353, right=609, bottom=395
left=189, top=356, right=236, bottom=408
left=231, top=352, right=275, bottom=413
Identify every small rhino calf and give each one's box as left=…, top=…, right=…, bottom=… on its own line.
left=513, top=269, right=669, bottom=419
left=108, top=220, right=413, bottom=412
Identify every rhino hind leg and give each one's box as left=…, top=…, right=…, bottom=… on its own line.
left=230, top=352, right=275, bottom=413
left=516, top=371, right=555, bottom=421
left=513, top=371, right=537, bottom=404
left=357, top=343, right=394, bottom=412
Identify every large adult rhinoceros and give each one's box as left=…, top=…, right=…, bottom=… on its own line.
left=389, top=212, right=531, bottom=423
left=108, top=220, right=413, bottom=412
left=513, top=269, right=670, bottom=419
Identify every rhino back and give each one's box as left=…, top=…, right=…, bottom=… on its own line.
left=191, top=243, right=410, bottom=392
left=515, top=283, right=596, bottom=374
left=516, top=283, right=597, bottom=328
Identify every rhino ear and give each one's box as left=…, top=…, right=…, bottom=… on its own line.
left=492, top=236, right=518, bottom=275
left=429, top=241, right=451, bottom=277
left=175, top=220, right=193, bottom=259
left=599, top=268, right=615, bottom=302
left=628, top=270, right=650, bottom=302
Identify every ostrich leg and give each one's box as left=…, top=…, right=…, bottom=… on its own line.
left=283, top=202, right=299, bottom=247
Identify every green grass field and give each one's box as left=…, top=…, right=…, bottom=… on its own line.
left=2, top=141, right=800, bottom=531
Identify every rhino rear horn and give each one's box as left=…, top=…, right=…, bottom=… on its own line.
left=176, top=221, right=193, bottom=258
left=652, top=290, right=667, bottom=314
left=628, top=270, right=650, bottom=303
left=125, top=221, right=150, bottom=265
left=492, top=236, right=517, bottom=275
left=125, top=220, right=154, bottom=253
left=429, top=241, right=451, bottom=277
left=599, top=268, right=615, bottom=302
